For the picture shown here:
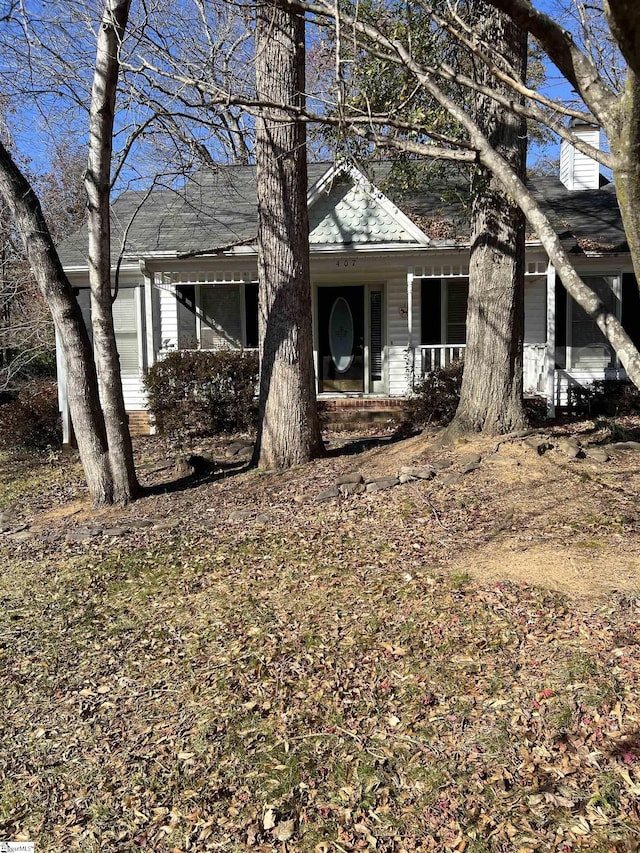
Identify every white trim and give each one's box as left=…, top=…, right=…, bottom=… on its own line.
left=546, top=262, right=556, bottom=417
left=135, top=286, right=145, bottom=372
left=55, top=327, right=71, bottom=445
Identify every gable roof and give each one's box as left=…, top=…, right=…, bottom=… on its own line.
left=308, top=161, right=430, bottom=246
left=57, top=161, right=629, bottom=269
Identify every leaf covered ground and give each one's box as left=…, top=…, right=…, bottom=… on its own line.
left=1, top=420, right=640, bottom=852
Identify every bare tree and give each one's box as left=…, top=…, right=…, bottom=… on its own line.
left=0, top=0, right=140, bottom=505
left=0, top=138, right=114, bottom=503
left=254, top=0, right=323, bottom=468
left=85, top=0, right=139, bottom=503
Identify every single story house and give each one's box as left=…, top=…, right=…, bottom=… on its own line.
left=57, top=124, right=640, bottom=441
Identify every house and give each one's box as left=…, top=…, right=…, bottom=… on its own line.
left=57, top=124, right=640, bottom=441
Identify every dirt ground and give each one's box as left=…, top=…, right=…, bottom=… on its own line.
left=5, top=416, right=640, bottom=600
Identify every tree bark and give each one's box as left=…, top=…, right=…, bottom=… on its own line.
left=86, top=0, right=139, bottom=503
left=610, top=71, right=640, bottom=282
left=448, top=7, right=527, bottom=436
left=254, top=0, right=323, bottom=469
left=0, top=139, right=114, bottom=505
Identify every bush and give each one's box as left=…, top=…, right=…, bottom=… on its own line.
left=144, top=350, right=259, bottom=437
left=404, top=359, right=464, bottom=428
left=568, top=379, right=640, bottom=417
left=0, top=379, right=61, bottom=450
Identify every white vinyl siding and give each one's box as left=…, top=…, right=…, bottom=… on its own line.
left=387, top=277, right=411, bottom=396
left=158, top=280, right=179, bottom=351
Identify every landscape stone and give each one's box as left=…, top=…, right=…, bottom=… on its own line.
left=174, top=455, right=195, bottom=477
left=432, top=460, right=453, bottom=470
left=460, top=462, right=482, bottom=474
left=399, top=473, right=412, bottom=484
left=339, top=481, right=366, bottom=496
left=137, top=458, right=174, bottom=473
left=399, top=465, right=436, bottom=480
left=557, top=437, right=583, bottom=458
left=229, top=509, right=254, bottom=522
left=255, top=513, right=271, bottom=524
left=439, top=472, right=462, bottom=486
left=366, top=477, right=400, bottom=492
left=102, top=527, right=130, bottom=537
left=10, top=530, right=35, bottom=542
left=127, top=519, right=155, bottom=529
left=66, top=527, right=101, bottom=542
left=459, top=452, right=482, bottom=467
left=524, top=437, right=552, bottom=454
left=610, top=441, right=640, bottom=453
left=336, top=472, right=364, bottom=486
left=315, top=486, right=340, bottom=503
left=586, top=446, right=610, bottom=463
left=153, top=519, right=181, bottom=531
left=226, top=440, right=254, bottom=458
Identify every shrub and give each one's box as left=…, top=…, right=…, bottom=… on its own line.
left=568, top=379, right=640, bottom=416
left=0, top=379, right=61, bottom=450
left=144, top=349, right=259, bottom=437
left=404, top=359, right=464, bottom=428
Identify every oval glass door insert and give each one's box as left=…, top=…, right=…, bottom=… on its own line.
left=329, top=296, right=355, bottom=373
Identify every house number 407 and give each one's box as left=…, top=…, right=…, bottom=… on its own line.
left=336, top=258, right=356, bottom=267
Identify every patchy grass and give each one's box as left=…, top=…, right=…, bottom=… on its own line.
left=1, top=428, right=640, bottom=852
left=0, top=450, right=83, bottom=512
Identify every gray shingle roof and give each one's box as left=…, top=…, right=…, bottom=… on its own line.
left=57, top=162, right=628, bottom=268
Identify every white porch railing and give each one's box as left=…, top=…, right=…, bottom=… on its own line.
left=418, top=344, right=466, bottom=374
left=523, top=344, right=546, bottom=394
left=415, top=343, right=548, bottom=395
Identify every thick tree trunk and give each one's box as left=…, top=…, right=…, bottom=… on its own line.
left=448, top=8, right=527, bottom=436
left=254, top=0, right=323, bottom=469
left=0, top=140, right=114, bottom=505
left=610, top=72, right=640, bottom=286
left=86, top=0, right=138, bottom=504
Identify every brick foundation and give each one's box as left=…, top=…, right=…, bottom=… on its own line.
left=127, top=410, right=152, bottom=436
left=318, top=397, right=405, bottom=412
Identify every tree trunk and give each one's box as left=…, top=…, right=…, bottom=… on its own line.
left=86, top=0, right=139, bottom=503
left=254, top=0, right=323, bottom=469
left=0, top=139, right=114, bottom=505
left=610, top=71, right=640, bottom=287
left=448, top=8, right=527, bottom=436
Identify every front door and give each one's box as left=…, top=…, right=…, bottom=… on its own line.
left=318, top=286, right=365, bottom=392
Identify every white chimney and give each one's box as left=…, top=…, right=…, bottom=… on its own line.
left=559, top=118, right=601, bottom=191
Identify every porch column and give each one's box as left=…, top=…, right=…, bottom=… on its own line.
left=545, top=261, right=556, bottom=418
left=407, top=267, right=415, bottom=388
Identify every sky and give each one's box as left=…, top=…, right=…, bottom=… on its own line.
left=0, top=0, right=621, bottom=187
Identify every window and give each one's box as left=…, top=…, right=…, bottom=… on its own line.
left=420, top=278, right=469, bottom=344
left=200, top=285, right=242, bottom=349
left=568, top=276, right=618, bottom=371
left=370, top=289, right=383, bottom=382
left=198, top=283, right=259, bottom=350
left=445, top=280, right=469, bottom=344
left=112, top=288, right=140, bottom=374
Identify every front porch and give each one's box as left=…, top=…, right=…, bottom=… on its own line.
left=411, top=343, right=548, bottom=397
